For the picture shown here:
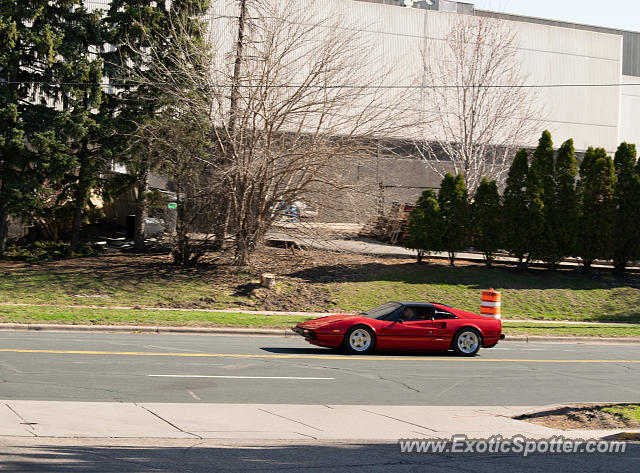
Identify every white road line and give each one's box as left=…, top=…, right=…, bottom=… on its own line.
left=148, top=375, right=335, bottom=380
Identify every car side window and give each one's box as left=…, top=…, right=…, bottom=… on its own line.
left=386, top=307, right=405, bottom=321
left=400, top=306, right=434, bottom=321
left=413, top=307, right=434, bottom=320
left=433, top=308, right=457, bottom=320
left=401, top=307, right=416, bottom=320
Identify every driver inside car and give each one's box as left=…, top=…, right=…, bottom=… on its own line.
left=402, top=307, right=415, bottom=320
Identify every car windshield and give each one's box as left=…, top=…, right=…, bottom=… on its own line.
left=360, top=302, right=402, bottom=319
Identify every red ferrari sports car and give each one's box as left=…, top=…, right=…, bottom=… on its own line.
left=293, top=301, right=504, bottom=356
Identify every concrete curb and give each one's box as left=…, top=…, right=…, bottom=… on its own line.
left=1, top=323, right=639, bottom=343
left=0, top=323, right=295, bottom=337
left=502, top=335, right=640, bottom=344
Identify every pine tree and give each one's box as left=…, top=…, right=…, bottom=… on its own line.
left=0, top=0, right=77, bottom=255
left=577, top=147, right=616, bottom=271
left=612, top=142, right=639, bottom=273
left=50, top=3, right=107, bottom=252
left=102, top=0, right=170, bottom=252
left=528, top=130, right=556, bottom=266
left=102, top=0, right=211, bottom=252
left=405, top=189, right=444, bottom=263
left=471, top=178, right=501, bottom=267
left=550, top=138, right=579, bottom=267
left=438, top=173, right=469, bottom=266
left=503, top=149, right=530, bottom=267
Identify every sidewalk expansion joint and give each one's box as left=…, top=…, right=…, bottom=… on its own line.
left=257, top=407, right=324, bottom=432
left=135, top=404, right=202, bottom=440
left=5, top=403, right=38, bottom=437
left=362, top=409, right=438, bottom=433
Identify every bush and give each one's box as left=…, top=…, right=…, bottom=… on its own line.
left=6, top=240, right=103, bottom=262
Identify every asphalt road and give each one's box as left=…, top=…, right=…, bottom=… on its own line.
left=1, top=438, right=638, bottom=473
left=1, top=331, right=638, bottom=405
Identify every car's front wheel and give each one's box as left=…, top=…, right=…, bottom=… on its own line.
left=343, top=326, right=376, bottom=355
left=452, top=327, right=482, bottom=356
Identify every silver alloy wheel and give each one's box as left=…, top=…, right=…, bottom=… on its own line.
left=457, top=331, right=479, bottom=354
left=349, top=328, right=372, bottom=352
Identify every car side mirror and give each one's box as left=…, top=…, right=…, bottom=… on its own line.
left=396, top=318, right=404, bottom=324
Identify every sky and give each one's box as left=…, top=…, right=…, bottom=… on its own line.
left=471, top=0, right=640, bottom=32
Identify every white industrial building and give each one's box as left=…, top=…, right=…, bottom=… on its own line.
left=353, top=0, right=639, bottom=151
left=86, top=0, right=639, bottom=152
left=84, top=0, right=640, bottom=222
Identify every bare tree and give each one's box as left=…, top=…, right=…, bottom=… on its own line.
left=131, top=0, right=409, bottom=265
left=210, top=0, right=409, bottom=264
left=417, top=14, right=543, bottom=194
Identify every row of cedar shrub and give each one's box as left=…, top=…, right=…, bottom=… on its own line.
left=405, top=130, right=640, bottom=272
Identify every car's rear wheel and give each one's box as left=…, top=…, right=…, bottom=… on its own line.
left=452, top=327, right=482, bottom=356
left=343, top=326, right=376, bottom=355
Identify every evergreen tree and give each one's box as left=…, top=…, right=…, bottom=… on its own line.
left=525, top=157, right=545, bottom=266
left=102, top=0, right=170, bottom=252
left=503, top=149, right=530, bottom=267
left=577, top=147, right=616, bottom=271
left=51, top=2, right=107, bottom=252
left=528, top=130, right=556, bottom=266
left=405, top=189, right=444, bottom=264
left=612, top=142, right=639, bottom=273
left=102, top=0, right=211, bottom=252
left=438, top=173, right=469, bottom=266
left=0, top=0, right=77, bottom=255
left=471, top=177, right=501, bottom=267
left=550, top=138, right=579, bottom=267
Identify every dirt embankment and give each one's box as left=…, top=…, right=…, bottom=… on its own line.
left=515, top=404, right=640, bottom=430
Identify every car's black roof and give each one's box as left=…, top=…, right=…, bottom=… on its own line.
left=394, top=302, right=434, bottom=307
left=393, top=301, right=453, bottom=308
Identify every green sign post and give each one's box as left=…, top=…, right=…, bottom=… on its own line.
left=167, top=202, right=177, bottom=209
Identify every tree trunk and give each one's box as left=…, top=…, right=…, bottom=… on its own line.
left=212, top=197, right=230, bottom=251
left=613, top=261, right=626, bottom=275
left=234, top=225, right=252, bottom=266
left=416, top=249, right=424, bottom=264
left=228, top=0, right=247, bottom=136
left=69, top=152, right=92, bottom=252
left=234, top=241, right=250, bottom=266
left=484, top=252, right=493, bottom=267
left=0, top=206, right=9, bottom=257
left=134, top=160, right=150, bottom=252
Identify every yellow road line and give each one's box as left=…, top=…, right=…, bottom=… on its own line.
left=0, top=348, right=638, bottom=363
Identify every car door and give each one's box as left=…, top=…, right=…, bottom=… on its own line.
left=376, top=306, right=437, bottom=350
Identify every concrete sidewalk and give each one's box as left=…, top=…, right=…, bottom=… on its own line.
left=1, top=401, right=635, bottom=441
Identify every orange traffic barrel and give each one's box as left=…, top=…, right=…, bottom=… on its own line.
left=481, top=288, right=501, bottom=319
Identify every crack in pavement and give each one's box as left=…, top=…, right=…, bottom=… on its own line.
left=5, top=403, right=38, bottom=437
left=255, top=356, right=439, bottom=397
left=362, top=409, right=438, bottom=432
left=294, top=431, right=319, bottom=440
left=376, top=373, right=422, bottom=393
left=259, top=357, right=425, bottom=393
left=257, top=407, right=324, bottom=432
left=136, top=404, right=203, bottom=440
